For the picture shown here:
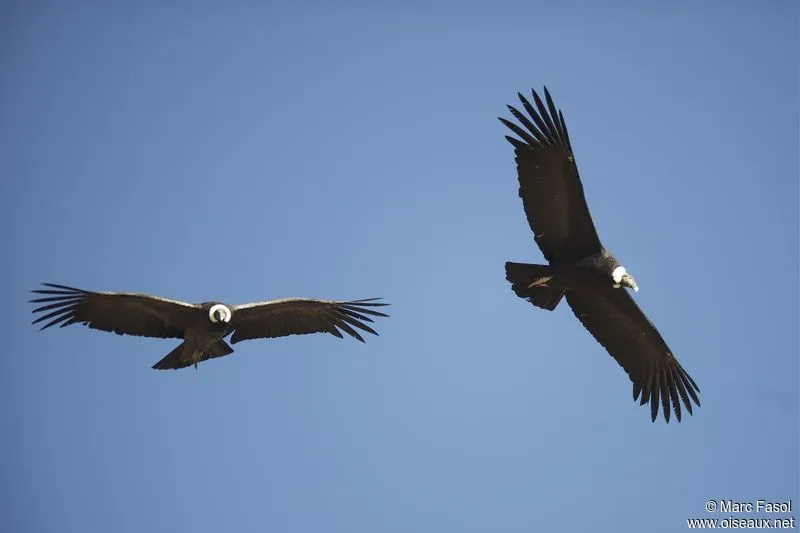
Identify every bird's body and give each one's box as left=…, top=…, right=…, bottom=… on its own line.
left=508, top=250, right=629, bottom=293
left=154, top=302, right=235, bottom=369
left=499, top=87, right=700, bottom=423
left=30, top=284, right=389, bottom=370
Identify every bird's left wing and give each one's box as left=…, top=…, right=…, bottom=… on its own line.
left=30, top=283, right=200, bottom=339
left=229, top=298, right=389, bottom=344
left=499, top=87, right=603, bottom=263
left=564, top=289, right=700, bottom=423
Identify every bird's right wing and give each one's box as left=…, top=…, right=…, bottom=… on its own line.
left=229, top=298, right=389, bottom=344
left=499, top=87, right=603, bottom=262
left=565, top=288, right=700, bottom=423
left=30, top=283, right=200, bottom=339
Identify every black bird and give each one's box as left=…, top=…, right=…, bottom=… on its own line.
left=499, top=87, right=700, bottom=423
left=30, top=283, right=389, bottom=370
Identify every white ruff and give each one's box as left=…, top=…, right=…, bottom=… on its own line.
left=209, top=304, right=232, bottom=323
left=612, top=266, right=627, bottom=284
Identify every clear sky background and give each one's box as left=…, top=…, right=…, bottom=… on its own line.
left=2, top=2, right=797, bottom=532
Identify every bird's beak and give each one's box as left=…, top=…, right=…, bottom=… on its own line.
left=624, top=274, right=639, bottom=292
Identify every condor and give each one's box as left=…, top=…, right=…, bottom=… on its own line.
left=30, top=283, right=388, bottom=370
left=499, top=87, right=700, bottom=423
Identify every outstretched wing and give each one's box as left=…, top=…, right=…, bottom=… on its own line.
left=499, top=87, right=603, bottom=263
left=30, top=283, right=200, bottom=339
left=229, top=298, right=389, bottom=344
left=565, top=289, right=700, bottom=423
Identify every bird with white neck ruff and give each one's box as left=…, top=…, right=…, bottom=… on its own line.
left=500, top=86, right=699, bottom=423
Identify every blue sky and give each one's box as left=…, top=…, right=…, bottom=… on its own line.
left=2, top=2, right=797, bottom=532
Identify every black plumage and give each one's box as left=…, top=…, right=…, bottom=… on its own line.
left=30, top=283, right=389, bottom=370
left=500, top=87, right=700, bottom=423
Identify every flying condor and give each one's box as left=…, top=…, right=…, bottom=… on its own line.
left=30, top=283, right=389, bottom=370
left=499, top=87, right=700, bottom=423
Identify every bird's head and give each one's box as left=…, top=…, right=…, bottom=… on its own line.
left=208, top=303, right=232, bottom=324
left=612, top=265, right=639, bottom=292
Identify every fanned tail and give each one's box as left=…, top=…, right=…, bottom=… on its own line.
left=152, top=340, right=234, bottom=370
left=505, top=262, right=565, bottom=311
